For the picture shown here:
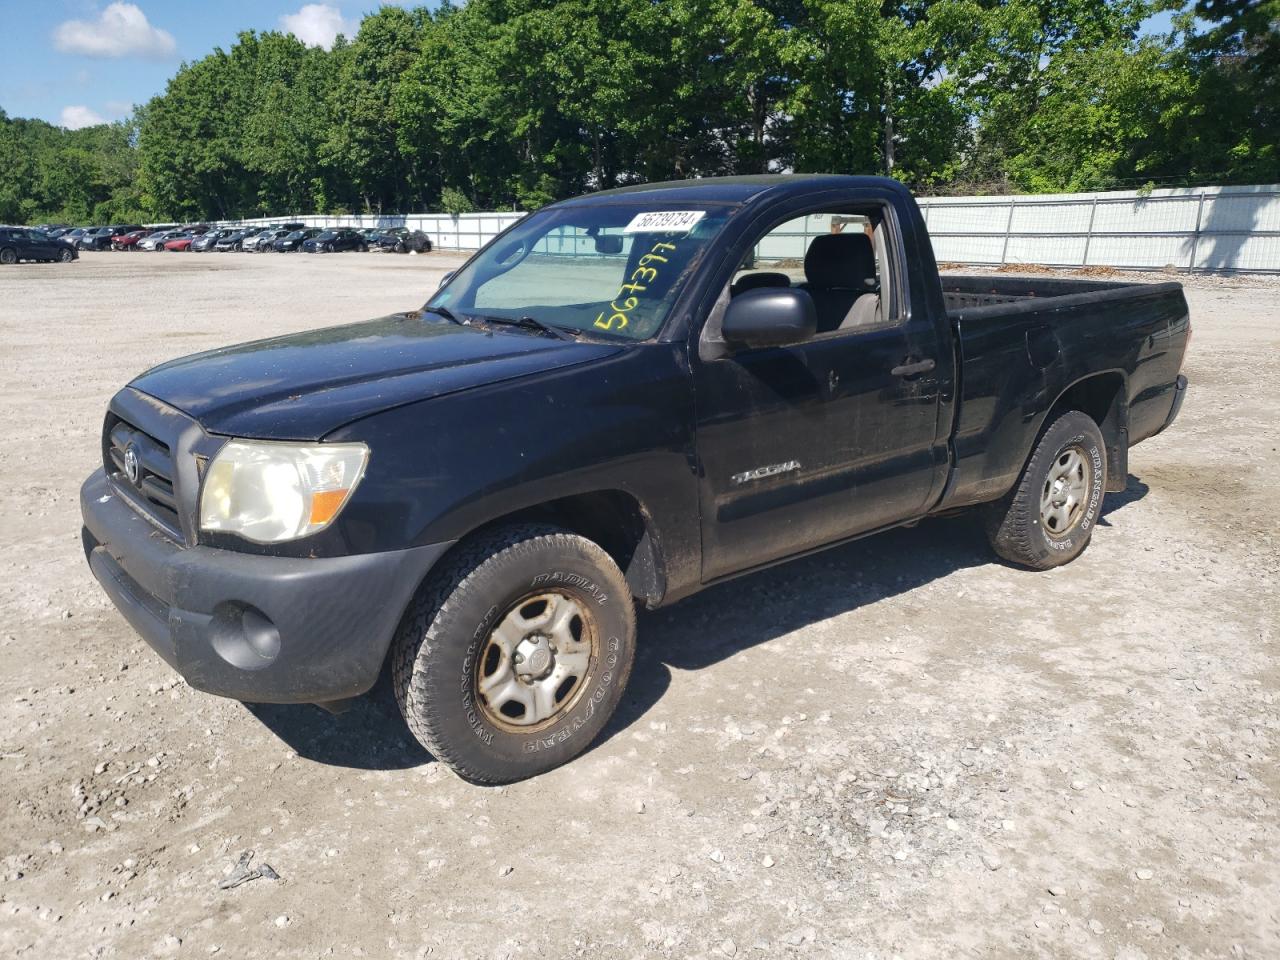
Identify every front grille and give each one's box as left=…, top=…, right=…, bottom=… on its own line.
left=105, top=414, right=184, bottom=541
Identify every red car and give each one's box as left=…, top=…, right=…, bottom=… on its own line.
left=164, top=233, right=196, bottom=252
left=113, top=229, right=153, bottom=251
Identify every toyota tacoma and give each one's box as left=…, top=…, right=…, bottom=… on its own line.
left=80, top=175, right=1190, bottom=783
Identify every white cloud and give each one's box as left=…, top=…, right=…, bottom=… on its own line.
left=53, top=3, right=176, bottom=60
left=280, top=4, right=355, bottom=50
left=60, top=105, right=107, bottom=130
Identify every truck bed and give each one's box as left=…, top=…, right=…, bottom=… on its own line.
left=936, top=273, right=1190, bottom=511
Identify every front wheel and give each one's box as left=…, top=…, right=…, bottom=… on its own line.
left=392, top=525, right=636, bottom=784
left=58, top=248, right=75, bottom=263
left=984, top=411, right=1107, bottom=569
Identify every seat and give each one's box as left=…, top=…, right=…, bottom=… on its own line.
left=799, top=233, right=881, bottom=332
left=730, top=271, right=791, bottom=297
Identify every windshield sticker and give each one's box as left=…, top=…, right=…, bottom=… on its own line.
left=594, top=240, right=678, bottom=332
left=621, top=210, right=705, bottom=235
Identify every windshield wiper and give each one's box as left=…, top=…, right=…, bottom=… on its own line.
left=421, top=304, right=463, bottom=325
left=478, top=314, right=579, bottom=341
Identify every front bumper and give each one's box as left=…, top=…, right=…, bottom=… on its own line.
left=81, top=468, right=451, bottom=704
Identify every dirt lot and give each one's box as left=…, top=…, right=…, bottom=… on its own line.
left=0, top=251, right=1276, bottom=959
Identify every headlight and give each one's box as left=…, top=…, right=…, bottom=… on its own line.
left=199, top=440, right=369, bottom=544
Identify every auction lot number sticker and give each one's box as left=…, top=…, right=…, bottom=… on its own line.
left=622, top=210, right=705, bottom=234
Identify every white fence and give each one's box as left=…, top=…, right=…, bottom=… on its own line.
left=917, top=184, right=1280, bottom=273
left=223, top=182, right=1280, bottom=273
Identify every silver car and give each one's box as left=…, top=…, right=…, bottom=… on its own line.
left=137, top=231, right=176, bottom=252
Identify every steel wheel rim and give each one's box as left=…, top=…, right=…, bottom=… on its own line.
left=474, top=591, right=598, bottom=732
left=1040, top=444, right=1090, bottom=537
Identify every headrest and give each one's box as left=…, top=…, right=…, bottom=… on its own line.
left=731, top=271, right=791, bottom=296
left=804, top=232, right=878, bottom=291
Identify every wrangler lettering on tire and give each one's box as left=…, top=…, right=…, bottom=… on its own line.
left=392, top=524, right=636, bottom=784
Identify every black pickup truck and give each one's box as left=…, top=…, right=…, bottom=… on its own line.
left=80, top=175, right=1190, bottom=783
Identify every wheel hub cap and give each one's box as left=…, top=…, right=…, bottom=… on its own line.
left=514, top=635, right=555, bottom=680
left=1040, top=445, right=1090, bottom=536
left=474, top=592, right=596, bottom=729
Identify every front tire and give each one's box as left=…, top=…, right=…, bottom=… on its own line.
left=58, top=248, right=75, bottom=263
left=985, top=411, right=1107, bottom=569
left=392, top=524, right=636, bottom=784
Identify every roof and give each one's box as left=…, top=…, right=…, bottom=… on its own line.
left=555, top=174, right=908, bottom=207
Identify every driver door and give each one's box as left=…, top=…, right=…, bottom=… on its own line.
left=693, top=206, right=946, bottom=581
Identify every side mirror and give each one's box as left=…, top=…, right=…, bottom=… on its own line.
left=594, top=234, right=623, bottom=255
left=721, top=287, right=817, bottom=349
left=438, top=271, right=454, bottom=288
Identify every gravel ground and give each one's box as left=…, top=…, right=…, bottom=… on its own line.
left=0, top=252, right=1276, bottom=959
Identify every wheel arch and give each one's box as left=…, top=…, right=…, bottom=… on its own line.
left=1045, top=370, right=1129, bottom=493
left=431, top=488, right=667, bottom=608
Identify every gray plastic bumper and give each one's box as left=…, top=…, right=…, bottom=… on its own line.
left=80, top=468, right=451, bottom=704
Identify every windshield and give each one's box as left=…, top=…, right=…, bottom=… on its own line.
left=429, top=202, right=732, bottom=341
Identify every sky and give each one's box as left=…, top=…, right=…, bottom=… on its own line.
left=0, top=1, right=432, bottom=128
left=1, top=1, right=1182, bottom=130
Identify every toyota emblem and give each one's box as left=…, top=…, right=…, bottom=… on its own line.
left=123, top=445, right=140, bottom=485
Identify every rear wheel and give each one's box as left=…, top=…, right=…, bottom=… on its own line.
left=0, top=248, right=16, bottom=265
left=984, top=411, right=1106, bottom=569
left=392, top=524, right=636, bottom=784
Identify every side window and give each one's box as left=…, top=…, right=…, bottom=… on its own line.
left=730, top=208, right=899, bottom=335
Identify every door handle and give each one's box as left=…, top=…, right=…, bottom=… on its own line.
left=891, top=358, right=936, bottom=378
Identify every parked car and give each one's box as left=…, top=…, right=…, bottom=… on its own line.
left=242, top=229, right=279, bottom=252
left=272, top=228, right=321, bottom=252
left=215, top=227, right=264, bottom=252
left=61, top=227, right=89, bottom=247
left=191, top=230, right=230, bottom=252
left=164, top=233, right=197, bottom=252
left=301, top=229, right=368, bottom=253
left=112, top=229, right=153, bottom=251
left=246, top=225, right=303, bottom=252
left=73, top=226, right=104, bottom=249
left=372, top=226, right=432, bottom=253
left=79, top=175, right=1191, bottom=784
left=138, top=231, right=177, bottom=251
left=0, top=225, right=78, bottom=264
left=81, top=225, right=143, bottom=251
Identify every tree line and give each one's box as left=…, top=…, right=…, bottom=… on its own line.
left=1, top=0, right=1276, bottom=225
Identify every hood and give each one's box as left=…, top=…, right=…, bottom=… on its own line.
left=129, top=313, right=622, bottom=440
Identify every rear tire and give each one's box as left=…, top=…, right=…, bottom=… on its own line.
left=0, top=248, right=16, bottom=265
left=392, top=524, right=636, bottom=784
left=984, top=411, right=1106, bottom=569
